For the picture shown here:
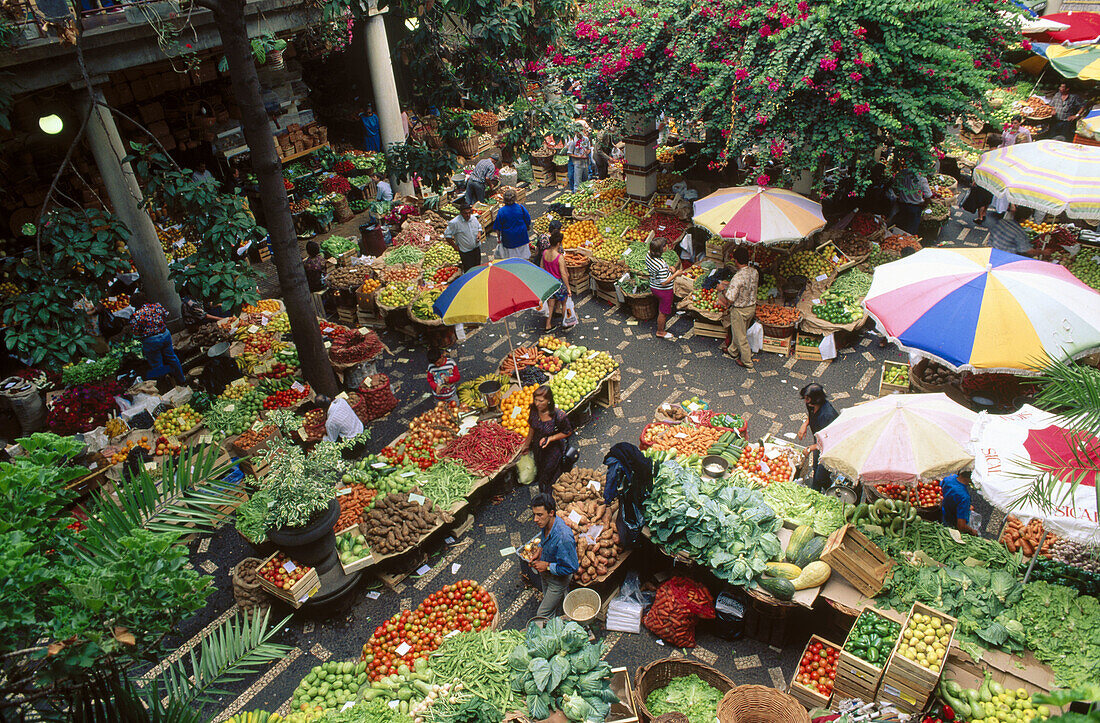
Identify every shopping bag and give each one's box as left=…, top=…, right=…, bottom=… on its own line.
left=747, top=321, right=763, bottom=353
left=537, top=299, right=550, bottom=317
left=562, top=297, right=579, bottom=328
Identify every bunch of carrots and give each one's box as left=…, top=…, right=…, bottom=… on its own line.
left=1000, top=515, right=1057, bottom=558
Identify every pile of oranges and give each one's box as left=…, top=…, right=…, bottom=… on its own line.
left=359, top=278, right=381, bottom=295
left=562, top=220, right=605, bottom=249
left=108, top=437, right=151, bottom=465
left=500, top=385, right=538, bottom=436
left=242, top=299, right=282, bottom=314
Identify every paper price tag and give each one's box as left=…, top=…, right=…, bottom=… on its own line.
left=565, top=370, right=576, bottom=380
left=424, top=234, right=431, bottom=243
left=451, top=563, right=461, bottom=574
left=588, top=524, right=603, bottom=539
left=445, top=630, right=459, bottom=639
left=511, top=406, right=522, bottom=418
left=812, top=298, right=822, bottom=305
left=335, top=391, right=348, bottom=401
left=587, top=479, right=601, bottom=492
left=815, top=273, right=828, bottom=282
left=337, top=487, right=353, bottom=496
left=283, top=561, right=297, bottom=572
left=88, top=461, right=98, bottom=470
left=759, top=461, right=771, bottom=475
left=144, top=462, right=157, bottom=472
left=297, top=429, right=308, bottom=440
left=248, top=325, right=259, bottom=333
left=251, top=420, right=264, bottom=432
left=358, top=327, right=368, bottom=334
left=400, top=471, right=416, bottom=478
left=587, top=351, right=598, bottom=359
left=499, top=546, right=517, bottom=557
left=395, top=641, right=412, bottom=656
left=261, top=317, right=269, bottom=326
left=372, top=462, right=387, bottom=468
left=366, top=590, right=381, bottom=600
left=324, top=341, right=332, bottom=348
left=415, top=564, right=431, bottom=575
left=292, top=381, right=305, bottom=392
left=341, top=702, right=355, bottom=711
left=674, top=432, right=688, bottom=439
left=568, top=510, right=583, bottom=524
left=409, top=493, right=426, bottom=505
left=388, top=700, right=401, bottom=710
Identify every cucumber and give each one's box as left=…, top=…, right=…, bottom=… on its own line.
left=765, top=562, right=803, bottom=579
left=785, top=525, right=815, bottom=563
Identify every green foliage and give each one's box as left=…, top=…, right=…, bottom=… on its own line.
left=1, top=208, right=133, bottom=370
left=550, top=0, right=1022, bottom=188
left=439, top=108, right=477, bottom=141
left=169, top=255, right=260, bottom=313
left=0, top=435, right=214, bottom=695
left=499, top=96, right=577, bottom=157
left=385, top=142, right=458, bottom=195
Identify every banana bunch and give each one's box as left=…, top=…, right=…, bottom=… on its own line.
left=226, top=713, right=282, bottom=723
left=456, top=373, right=508, bottom=410
left=846, top=497, right=918, bottom=536
left=235, top=352, right=261, bottom=373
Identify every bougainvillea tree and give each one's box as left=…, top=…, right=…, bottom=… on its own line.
left=549, top=0, right=1022, bottom=187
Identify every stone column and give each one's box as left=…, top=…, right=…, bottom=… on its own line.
left=85, top=87, right=180, bottom=315
left=364, top=11, right=414, bottom=196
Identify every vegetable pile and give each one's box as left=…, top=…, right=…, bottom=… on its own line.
left=760, top=480, right=846, bottom=536
left=440, top=422, right=524, bottom=476
left=844, top=610, right=901, bottom=668
left=645, top=674, right=724, bottom=723
left=429, top=628, right=524, bottom=712
left=793, top=640, right=838, bottom=698
left=999, top=515, right=1057, bottom=558
left=508, top=618, right=617, bottom=722
left=321, top=234, right=358, bottom=257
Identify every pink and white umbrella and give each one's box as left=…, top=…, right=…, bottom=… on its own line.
left=816, top=393, right=978, bottom=483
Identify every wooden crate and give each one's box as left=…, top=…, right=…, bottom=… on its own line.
left=877, top=669, right=933, bottom=715
left=879, top=360, right=911, bottom=396
left=595, top=288, right=620, bottom=306
left=816, top=239, right=855, bottom=273
left=693, top=318, right=726, bottom=338
left=762, top=334, right=795, bottom=356
left=787, top=635, right=841, bottom=710
left=795, top=333, right=824, bottom=362
left=833, top=609, right=892, bottom=701
left=254, top=553, right=321, bottom=608
left=883, top=602, right=957, bottom=690
left=335, top=524, right=374, bottom=575
left=594, top=373, right=621, bottom=408
left=357, top=309, right=385, bottom=329
left=820, top=524, right=893, bottom=597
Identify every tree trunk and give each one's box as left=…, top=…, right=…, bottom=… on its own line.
left=207, top=0, right=338, bottom=396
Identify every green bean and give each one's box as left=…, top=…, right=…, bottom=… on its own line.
left=417, top=461, right=476, bottom=511
left=428, top=629, right=524, bottom=713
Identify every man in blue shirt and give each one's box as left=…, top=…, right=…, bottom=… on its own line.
left=529, top=492, right=578, bottom=619
left=940, top=470, right=980, bottom=535
left=494, top=189, right=533, bottom=260
left=798, top=383, right=841, bottom=491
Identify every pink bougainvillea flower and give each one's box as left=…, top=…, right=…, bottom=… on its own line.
left=780, top=13, right=795, bottom=27
left=802, top=75, right=814, bottom=87
left=831, top=39, right=842, bottom=52
left=735, top=68, right=749, bottom=80
left=973, top=59, right=982, bottom=67
left=755, top=174, right=771, bottom=185
left=853, top=26, right=866, bottom=37
left=721, top=128, right=731, bottom=138
left=768, top=78, right=780, bottom=90
left=849, top=71, right=862, bottom=81
left=992, top=60, right=1001, bottom=68
left=1021, top=39, right=1032, bottom=50
left=756, top=113, right=767, bottom=124
left=690, top=62, right=701, bottom=75
left=854, top=103, right=870, bottom=115
left=829, top=92, right=841, bottom=104
left=665, top=45, right=675, bottom=56
left=759, top=24, right=773, bottom=37
left=797, top=1, right=808, bottom=10
left=819, top=57, right=837, bottom=70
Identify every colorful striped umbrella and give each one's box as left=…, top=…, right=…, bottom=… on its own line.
left=973, top=140, right=1100, bottom=219
left=1023, top=11, right=1100, bottom=45
left=432, top=258, right=562, bottom=324
left=863, top=247, right=1100, bottom=373
left=1034, top=42, right=1100, bottom=80
left=817, top=393, right=977, bottom=482
left=1079, top=107, right=1100, bottom=140
left=692, top=186, right=826, bottom=244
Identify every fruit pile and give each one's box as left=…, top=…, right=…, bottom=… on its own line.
left=737, top=444, right=793, bottom=486
left=500, top=385, right=538, bottom=435
left=291, top=660, right=368, bottom=716
left=844, top=611, right=900, bottom=668
left=263, top=385, right=311, bottom=410
left=549, top=353, right=616, bottom=409
left=329, top=329, right=384, bottom=365
left=1061, top=250, right=1100, bottom=291
left=105, top=416, right=128, bottom=438
left=562, top=220, right=605, bottom=249
left=258, top=362, right=296, bottom=380
left=151, top=435, right=182, bottom=456
left=598, top=210, right=641, bottom=237
left=592, top=236, right=628, bottom=261
left=376, top=282, right=419, bottom=307
left=897, top=610, right=953, bottom=672
left=102, top=295, right=129, bottom=312
left=411, top=288, right=444, bottom=321
left=757, top=273, right=778, bottom=301
left=591, top=258, right=627, bottom=282
left=423, top=241, right=460, bottom=268
left=538, top=335, right=568, bottom=350
left=637, top=213, right=690, bottom=240
left=205, top=393, right=263, bottom=436
left=243, top=299, right=282, bottom=314
left=849, top=212, right=884, bottom=237
left=154, top=404, right=202, bottom=436
left=358, top=277, right=382, bottom=297
left=1018, top=96, right=1054, bottom=119
left=778, top=250, right=831, bottom=278
left=108, top=437, right=152, bottom=465
left=258, top=552, right=311, bottom=591
left=431, top=265, right=459, bottom=284
left=289, top=199, right=309, bottom=214
left=883, top=363, right=910, bottom=387
left=876, top=480, right=942, bottom=508
left=236, top=424, right=277, bottom=451
left=157, top=225, right=184, bottom=251
left=793, top=640, right=838, bottom=698
left=382, top=264, right=422, bottom=285
left=336, top=529, right=371, bottom=566
left=882, top=232, right=922, bottom=254
left=532, top=212, right=562, bottom=235
left=756, top=304, right=801, bottom=327
left=360, top=581, right=497, bottom=680
left=690, top=288, right=722, bottom=313
left=328, top=266, right=371, bottom=290
left=812, top=290, right=864, bottom=324
left=537, top=353, right=562, bottom=373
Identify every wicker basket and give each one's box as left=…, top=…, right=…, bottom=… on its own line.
left=623, top=290, right=658, bottom=321
left=473, top=119, right=499, bottom=134
left=634, top=658, right=736, bottom=723
left=717, top=685, right=810, bottom=723
left=333, top=195, right=354, bottom=223
left=756, top=305, right=802, bottom=339
left=450, top=135, right=480, bottom=157
left=231, top=557, right=271, bottom=617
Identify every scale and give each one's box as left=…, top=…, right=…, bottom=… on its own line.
left=824, top=472, right=861, bottom=505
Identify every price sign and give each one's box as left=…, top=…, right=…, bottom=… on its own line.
left=395, top=641, right=412, bottom=656
left=372, top=462, right=387, bottom=468
left=324, top=341, right=332, bottom=348
left=248, top=325, right=259, bottom=333
left=400, top=471, right=416, bottom=478
left=759, top=462, right=771, bottom=475
left=366, top=590, right=381, bottom=600
left=388, top=700, right=401, bottom=710
left=261, top=317, right=269, bottom=326
left=337, top=487, right=353, bottom=496
left=88, top=461, right=98, bottom=470
left=409, top=493, right=426, bottom=505
left=674, top=432, right=688, bottom=439
left=283, top=561, right=297, bottom=572
left=415, top=564, right=431, bottom=575
left=341, top=702, right=355, bottom=711
left=251, top=420, right=264, bottom=432
left=445, top=630, right=459, bottom=639
left=815, top=273, right=828, bottom=282
left=291, top=381, right=305, bottom=392
left=144, top=462, right=157, bottom=472
left=358, top=327, right=368, bottom=334
left=567, top=510, right=583, bottom=524
left=297, top=429, right=308, bottom=440
left=224, top=404, right=236, bottom=412
left=565, top=370, right=576, bottom=380
left=512, top=406, right=522, bottom=418
left=499, top=546, right=517, bottom=557
left=335, top=391, right=348, bottom=401
left=587, top=479, right=601, bottom=492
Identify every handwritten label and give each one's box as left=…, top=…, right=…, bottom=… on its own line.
left=400, top=471, right=416, bottom=478
left=568, top=510, right=583, bottom=524
left=366, top=590, right=381, bottom=600
left=451, top=563, right=461, bottom=574
left=415, top=564, right=431, bottom=575
left=395, top=641, right=412, bottom=656
left=499, top=546, right=517, bottom=557
left=372, top=462, right=387, bottom=469
left=248, top=325, right=259, bottom=333
left=283, top=561, right=297, bottom=572
left=324, top=341, right=332, bottom=349
left=341, top=702, right=355, bottom=711
left=88, top=461, right=98, bottom=470
left=759, top=461, right=771, bottom=475
left=261, top=317, right=269, bottom=326
left=291, top=382, right=305, bottom=392
left=388, top=700, right=401, bottom=710
left=297, top=429, right=308, bottom=440
left=409, top=493, right=426, bottom=505
left=335, top=391, right=348, bottom=401
left=674, top=432, right=688, bottom=439
left=587, top=479, right=601, bottom=492
left=200, top=434, right=213, bottom=444
left=224, top=404, right=236, bottom=412
left=144, top=462, right=157, bottom=472
left=445, top=630, right=459, bottom=639
left=251, top=420, right=264, bottom=432
left=511, top=406, right=522, bottom=418
left=815, top=273, right=828, bottom=282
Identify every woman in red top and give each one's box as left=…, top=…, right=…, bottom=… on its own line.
left=540, top=230, right=570, bottom=331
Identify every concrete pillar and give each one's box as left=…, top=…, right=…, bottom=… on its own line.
left=364, top=11, right=414, bottom=196
left=85, top=88, right=180, bottom=316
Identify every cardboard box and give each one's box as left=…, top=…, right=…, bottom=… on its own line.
left=254, top=553, right=321, bottom=608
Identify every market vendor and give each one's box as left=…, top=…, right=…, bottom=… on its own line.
left=373, top=172, right=394, bottom=203
left=426, top=348, right=460, bottom=402
left=464, top=154, right=500, bottom=206
left=522, top=385, right=573, bottom=496
left=444, top=202, right=484, bottom=271
left=798, top=383, right=840, bottom=491
left=941, top=470, right=980, bottom=536
left=529, top=492, right=579, bottom=620
left=127, top=292, right=187, bottom=388
left=315, top=394, right=365, bottom=443
left=717, top=246, right=758, bottom=371
left=1001, top=118, right=1032, bottom=147
left=1050, top=83, right=1084, bottom=141
left=181, top=296, right=226, bottom=331
left=564, top=129, right=591, bottom=193
left=495, top=189, right=533, bottom=260
left=990, top=206, right=1041, bottom=257
left=890, top=164, right=932, bottom=235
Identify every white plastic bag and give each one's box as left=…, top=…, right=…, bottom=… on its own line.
left=562, top=297, right=579, bottom=328
left=747, top=322, right=763, bottom=353
left=538, top=299, right=551, bottom=317
left=819, top=332, right=838, bottom=360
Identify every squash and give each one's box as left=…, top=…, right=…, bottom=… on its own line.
left=785, top=525, right=815, bottom=563
left=791, top=561, right=832, bottom=590
left=765, top=562, right=803, bottom=579
left=792, top=535, right=827, bottom=568
left=758, top=576, right=795, bottom=601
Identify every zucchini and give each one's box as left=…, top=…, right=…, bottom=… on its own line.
left=792, top=535, right=827, bottom=568
left=758, top=576, right=795, bottom=601
left=765, top=562, right=803, bottom=579
left=785, top=525, right=815, bottom=563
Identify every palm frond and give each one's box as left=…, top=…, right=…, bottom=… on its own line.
left=74, top=443, right=246, bottom=558
left=44, top=663, right=204, bottom=723
left=143, top=608, right=292, bottom=707
left=1032, top=355, right=1100, bottom=433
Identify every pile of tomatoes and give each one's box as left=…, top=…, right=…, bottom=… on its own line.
left=380, top=437, right=437, bottom=470
left=361, top=581, right=496, bottom=680
left=794, top=640, right=838, bottom=698
left=876, top=480, right=942, bottom=508
left=263, top=385, right=311, bottom=410
left=736, top=445, right=793, bottom=487
left=258, top=552, right=311, bottom=591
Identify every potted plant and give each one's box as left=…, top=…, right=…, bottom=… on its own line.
left=439, top=109, right=479, bottom=157
left=252, top=34, right=288, bottom=68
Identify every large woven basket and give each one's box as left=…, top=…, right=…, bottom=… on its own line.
left=717, top=685, right=810, bottom=723
left=634, top=658, right=736, bottom=723
left=450, top=135, right=480, bottom=157
left=623, top=290, right=658, bottom=321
